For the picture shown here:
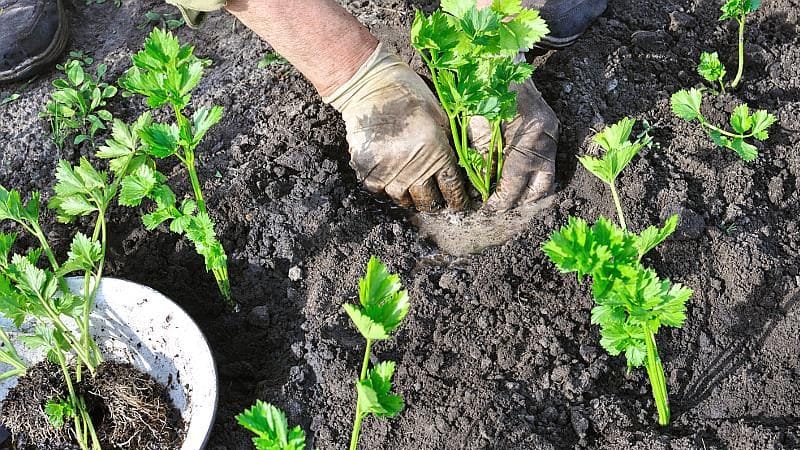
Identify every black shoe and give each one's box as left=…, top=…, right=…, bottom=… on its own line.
left=0, top=0, right=68, bottom=83
left=528, top=0, right=608, bottom=50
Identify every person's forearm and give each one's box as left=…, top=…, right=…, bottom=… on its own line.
left=225, top=0, right=378, bottom=97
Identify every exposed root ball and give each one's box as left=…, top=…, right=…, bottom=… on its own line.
left=85, top=363, right=183, bottom=449
left=0, top=361, right=183, bottom=450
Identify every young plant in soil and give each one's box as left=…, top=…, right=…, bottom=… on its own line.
left=697, top=51, right=727, bottom=93
left=0, top=157, right=120, bottom=449
left=345, top=256, right=408, bottom=450
left=237, top=400, right=306, bottom=450
left=671, top=88, right=776, bottom=161
left=107, top=28, right=233, bottom=306
left=411, top=0, right=548, bottom=201
left=542, top=118, right=693, bottom=426
left=720, top=0, right=760, bottom=89
left=40, top=58, right=117, bottom=148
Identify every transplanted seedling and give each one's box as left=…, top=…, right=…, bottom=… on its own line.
left=542, top=118, right=692, bottom=426
left=720, top=0, right=760, bottom=89
left=236, top=400, right=306, bottom=450
left=102, top=28, right=233, bottom=306
left=671, top=88, right=776, bottom=161
left=411, top=0, right=548, bottom=201
left=40, top=58, right=117, bottom=148
left=697, top=51, right=726, bottom=93
left=345, top=256, right=408, bottom=450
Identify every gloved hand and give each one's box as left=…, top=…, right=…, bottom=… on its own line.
left=469, top=78, right=559, bottom=212
left=164, top=0, right=225, bottom=28
left=324, top=44, right=468, bottom=212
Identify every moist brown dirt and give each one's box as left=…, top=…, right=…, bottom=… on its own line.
left=0, top=0, right=799, bottom=449
left=1, top=361, right=182, bottom=449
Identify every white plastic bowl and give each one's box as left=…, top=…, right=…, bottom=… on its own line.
left=0, top=277, right=217, bottom=450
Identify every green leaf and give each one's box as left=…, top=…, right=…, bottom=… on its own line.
left=235, top=400, right=306, bottom=450
left=357, top=361, right=405, bottom=417
left=441, top=0, right=475, bottom=18
left=119, top=165, right=158, bottom=206
left=671, top=88, right=703, bottom=121
left=727, top=137, right=758, bottom=161
left=729, top=104, right=753, bottom=134
left=45, top=399, right=75, bottom=429
left=491, top=0, right=522, bottom=16
left=0, top=232, right=17, bottom=267
left=579, top=117, right=646, bottom=186
left=191, top=105, right=223, bottom=146
left=64, top=232, right=102, bottom=273
left=411, top=10, right=461, bottom=53
left=750, top=109, right=776, bottom=140
left=636, top=214, right=679, bottom=258
left=345, top=256, right=410, bottom=340
left=140, top=123, right=179, bottom=158
left=697, top=51, right=726, bottom=84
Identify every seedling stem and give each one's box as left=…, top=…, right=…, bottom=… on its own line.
left=731, top=17, right=745, bottom=88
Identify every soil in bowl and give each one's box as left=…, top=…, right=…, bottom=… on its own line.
left=1, top=361, right=184, bottom=450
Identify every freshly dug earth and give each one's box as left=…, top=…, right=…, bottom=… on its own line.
left=1, top=362, right=182, bottom=449
left=0, top=0, right=799, bottom=449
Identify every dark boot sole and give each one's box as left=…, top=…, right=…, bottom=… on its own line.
left=0, top=0, right=69, bottom=83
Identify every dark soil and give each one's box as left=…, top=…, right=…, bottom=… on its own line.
left=1, top=0, right=799, bottom=449
left=1, top=361, right=182, bottom=449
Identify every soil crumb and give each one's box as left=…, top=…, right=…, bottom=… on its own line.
left=1, top=361, right=183, bottom=450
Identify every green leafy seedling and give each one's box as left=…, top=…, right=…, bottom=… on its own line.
left=671, top=88, right=776, bottom=161
left=40, top=59, right=117, bottom=148
left=411, top=0, right=549, bottom=201
left=109, top=28, right=233, bottom=306
left=236, top=400, right=306, bottom=450
left=344, top=256, right=408, bottom=450
left=720, top=0, right=760, bottom=88
left=542, top=118, right=692, bottom=426
left=697, top=51, right=726, bottom=93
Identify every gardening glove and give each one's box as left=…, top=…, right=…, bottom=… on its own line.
left=164, top=0, right=226, bottom=28
left=468, top=78, right=559, bottom=212
left=323, top=43, right=468, bottom=212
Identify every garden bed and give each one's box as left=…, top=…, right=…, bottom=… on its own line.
left=1, top=0, right=798, bottom=448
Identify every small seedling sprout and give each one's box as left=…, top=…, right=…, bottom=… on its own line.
left=344, top=256, right=408, bottom=450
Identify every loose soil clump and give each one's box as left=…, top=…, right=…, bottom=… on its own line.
left=1, top=362, right=183, bottom=450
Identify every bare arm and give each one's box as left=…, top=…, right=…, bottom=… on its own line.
left=224, top=0, right=378, bottom=97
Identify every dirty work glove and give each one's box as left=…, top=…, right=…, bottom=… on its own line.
left=165, top=0, right=225, bottom=28
left=324, top=44, right=468, bottom=212
left=469, top=78, right=559, bottom=212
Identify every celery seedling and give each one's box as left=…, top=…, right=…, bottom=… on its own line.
left=40, top=59, right=117, bottom=148
left=720, top=0, right=760, bottom=88
left=236, top=400, right=306, bottom=450
left=542, top=118, right=693, bottom=426
left=344, top=256, right=408, bottom=450
left=697, top=51, right=726, bottom=93
left=110, top=28, right=232, bottom=306
left=0, top=156, right=125, bottom=449
left=411, top=0, right=548, bottom=201
left=671, top=88, right=776, bottom=161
